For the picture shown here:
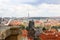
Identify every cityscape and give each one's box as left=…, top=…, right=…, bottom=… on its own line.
left=0, top=0, right=60, bottom=40
left=0, top=17, right=60, bottom=40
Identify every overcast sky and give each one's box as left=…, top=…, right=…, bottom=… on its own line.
left=0, top=0, right=60, bottom=17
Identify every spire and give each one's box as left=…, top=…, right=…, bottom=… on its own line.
left=27, top=7, right=30, bottom=21
left=27, top=9, right=30, bottom=21
left=28, top=12, right=29, bottom=18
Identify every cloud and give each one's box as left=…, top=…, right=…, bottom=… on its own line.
left=13, top=0, right=37, bottom=3
left=0, top=0, right=60, bottom=17
left=45, top=0, right=60, bottom=4
left=37, top=3, right=60, bottom=17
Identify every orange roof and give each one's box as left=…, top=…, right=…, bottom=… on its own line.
left=44, top=23, right=52, bottom=27
left=35, top=20, right=43, bottom=24
left=9, top=20, right=21, bottom=26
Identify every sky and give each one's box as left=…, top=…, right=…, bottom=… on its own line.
left=0, top=0, right=60, bottom=17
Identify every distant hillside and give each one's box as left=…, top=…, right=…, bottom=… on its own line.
left=2, top=17, right=60, bottom=20
left=28, top=17, right=60, bottom=19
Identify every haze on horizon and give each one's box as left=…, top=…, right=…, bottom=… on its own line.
left=0, top=0, right=60, bottom=17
